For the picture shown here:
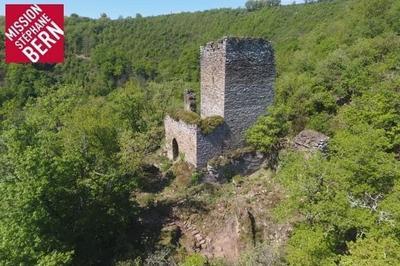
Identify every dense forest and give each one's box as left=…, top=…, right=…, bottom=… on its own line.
left=0, top=0, right=400, bottom=265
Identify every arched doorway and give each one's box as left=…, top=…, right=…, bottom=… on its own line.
left=172, top=139, right=179, bottom=160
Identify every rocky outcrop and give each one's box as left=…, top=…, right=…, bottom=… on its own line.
left=174, top=220, right=212, bottom=253
left=293, top=129, right=329, bottom=153
left=204, top=149, right=268, bottom=183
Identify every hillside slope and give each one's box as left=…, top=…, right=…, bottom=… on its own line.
left=0, top=0, right=400, bottom=265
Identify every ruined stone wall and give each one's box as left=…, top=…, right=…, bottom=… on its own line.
left=164, top=116, right=198, bottom=166
left=200, top=40, right=226, bottom=118
left=223, top=38, right=275, bottom=148
left=196, top=125, right=227, bottom=168
left=204, top=149, right=268, bottom=183
left=165, top=115, right=226, bottom=168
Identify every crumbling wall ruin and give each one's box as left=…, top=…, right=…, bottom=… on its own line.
left=196, top=124, right=226, bottom=167
left=165, top=37, right=275, bottom=169
left=165, top=116, right=226, bottom=168
left=165, top=116, right=198, bottom=166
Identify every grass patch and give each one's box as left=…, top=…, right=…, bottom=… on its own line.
left=168, top=109, right=201, bottom=125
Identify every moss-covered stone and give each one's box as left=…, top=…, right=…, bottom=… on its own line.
left=168, top=109, right=224, bottom=135
left=199, top=116, right=225, bottom=134
left=168, top=109, right=201, bottom=125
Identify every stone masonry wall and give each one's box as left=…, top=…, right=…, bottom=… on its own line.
left=165, top=115, right=226, bottom=168
left=200, top=37, right=275, bottom=150
left=196, top=125, right=227, bottom=168
left=164, top=116, right=198, bottom=166
left=224, top=38, right=275, bottom=148
left=200, top=40, right=226, bottom=118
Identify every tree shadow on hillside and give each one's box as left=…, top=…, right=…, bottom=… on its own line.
left=137, top=164, right=175, bottom=194
left=174, top=197, right=210, bottom=214
left=124, top=196, right=211, bottom=262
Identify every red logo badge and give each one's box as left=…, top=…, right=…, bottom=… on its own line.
left=5, top=4, right=64, bottom=63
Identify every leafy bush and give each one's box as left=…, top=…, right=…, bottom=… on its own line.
left=246, top=106, right=290, bottom=152
left=181, top=254, right=207, bottom=266
left=286, top=226, right=337, bottom=266
left=238, top=243, right=284, bottom=266
left=340, top=236, right=400, bottom=265
left=190, top=171, right=203, bottom=185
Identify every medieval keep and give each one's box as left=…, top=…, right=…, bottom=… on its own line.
left=165, top=37, right=275, bottom=167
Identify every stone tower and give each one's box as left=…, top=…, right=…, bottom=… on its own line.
left=200, top=37, right=275, bottom=148
left=164, top=37, right=275, bottom=168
